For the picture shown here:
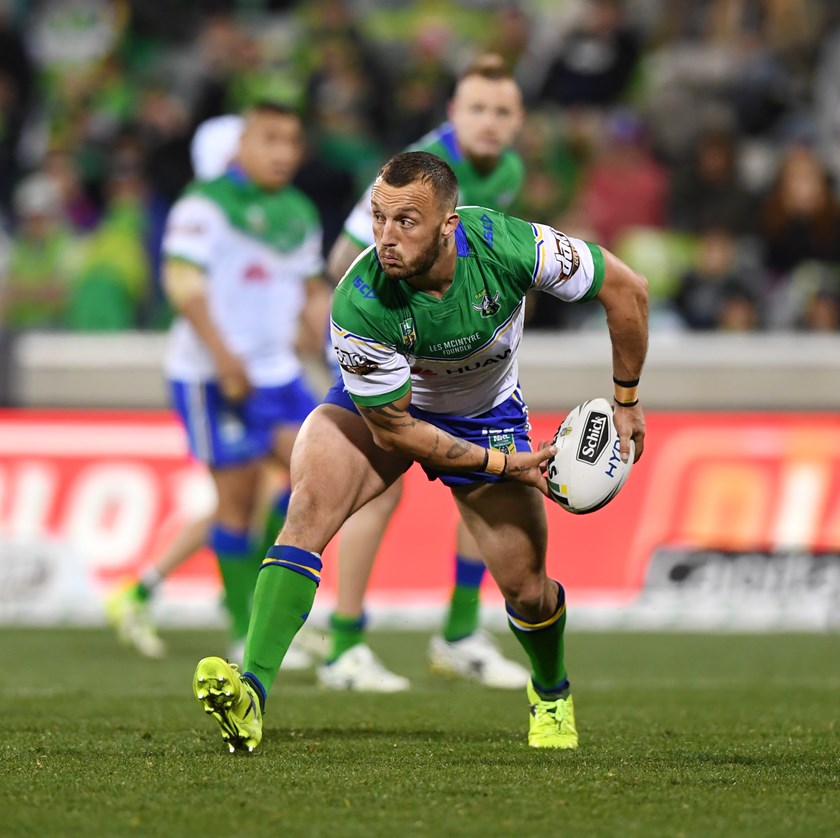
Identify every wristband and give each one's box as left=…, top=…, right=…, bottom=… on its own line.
left=485, top=448, right=507, bottom=476
left=480, top=447, right=489, bottom=472
left=612, top=376, right=640, bottom=388
left=614, top=397, right=639, bottom=408
left=614, top=381, right=639, bottom=405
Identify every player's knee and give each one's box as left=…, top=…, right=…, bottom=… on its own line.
left=499, top=576, right=547, bottom=616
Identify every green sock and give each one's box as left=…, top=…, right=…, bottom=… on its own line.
left=136, top=567, right=164, bottom=602
left=243, top=546, right=322, bottom=697
left=506, top=584, right=568, bottom=695
left=327, top=613, right=365, bottom=662
left=210, top=525, right=258, bottom=641
left=442, top=554, right=486, bottom=642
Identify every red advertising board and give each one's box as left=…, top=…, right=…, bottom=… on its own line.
left=1, top=409, right=839, bottom=624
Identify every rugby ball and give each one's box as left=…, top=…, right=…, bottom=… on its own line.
left=546, top=397, right=633, bottom=514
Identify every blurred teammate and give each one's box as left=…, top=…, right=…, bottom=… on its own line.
left=108, top=104, right=329, bottom=664
left=320, top=54, right=530, bottom=692
left=192, top=150, right=648, bottom=753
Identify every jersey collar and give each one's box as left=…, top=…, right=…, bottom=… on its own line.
left=438, top=122, right=463, bottom=163
left=454, top=221, right=470, bottom=256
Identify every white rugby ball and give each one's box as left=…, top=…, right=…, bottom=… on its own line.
left=546, top=397, right=634, bottom=514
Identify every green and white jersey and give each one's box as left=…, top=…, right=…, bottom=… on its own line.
left=331, top=207, right=604, bottom=417
left=162, top=171, right=323, bottom=385
left=343, top=122, right=524, bottom=248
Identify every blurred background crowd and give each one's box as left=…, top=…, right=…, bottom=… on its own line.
left=1, top=0, right=840, bottom=334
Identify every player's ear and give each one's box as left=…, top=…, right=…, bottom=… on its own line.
left=442, top=211, right=460, bottom=239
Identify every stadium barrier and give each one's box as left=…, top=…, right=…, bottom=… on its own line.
left=7, top=331, right=840, bottom=410
left=1, top=408, right=838, bottom=630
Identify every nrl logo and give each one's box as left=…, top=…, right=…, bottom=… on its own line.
left=473, top=290, right=501, bottom=318
left=400, top=317, right=416, bottom=351
left=246, top=205, right=267, bottom=234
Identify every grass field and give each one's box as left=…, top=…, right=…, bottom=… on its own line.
left=2, top=629, right=839, bottom=837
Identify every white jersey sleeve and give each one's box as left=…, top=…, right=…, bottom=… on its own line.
left=330, top=319, right=411, bottom=406
left=341, top=185, right=375, bottom=249
left=162, top=195, right=227, bottom=269
left=299, top=227, right=326, bottom=279
left=529, top=223, right=600, bottom=302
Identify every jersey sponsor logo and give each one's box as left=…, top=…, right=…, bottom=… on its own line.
left=410, top=365, right=437, bottom=377
left=428, top=331, right=482, bottom=356
left=550, top=228, right=580, bottom=281
left=576, top=411, right=609, bottom=464
left=473, top=289, right=501, bottom=318
left=480, top=213, right=495, bottom=247
left=243, top=263, right=269, bottom=282
left=445, top=347, right=512, bottom=375
left=335, top=349, right=380, bottom=376
left=352, top=275, right=377, bottom=299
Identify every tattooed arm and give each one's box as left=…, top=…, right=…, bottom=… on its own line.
left=354, top=391, right=556, bottom=492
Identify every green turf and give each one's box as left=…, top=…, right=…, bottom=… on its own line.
left=2, top=629, right=838, bottom=837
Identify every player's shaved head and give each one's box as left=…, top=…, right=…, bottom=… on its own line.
left=377, top=151, right=459, bottom=214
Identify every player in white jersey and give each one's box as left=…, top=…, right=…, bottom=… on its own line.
left=108, top=104, right=329, bottom=663
left=192, top=151, right=647, bottom=753
left=319, top=55, right=529, bottom=693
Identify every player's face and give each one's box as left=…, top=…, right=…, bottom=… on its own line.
left=238, top=112, right=304, bottom=190
left=371, top=179, right=457, bottom=281
left=449, top=76, right=524, bottom=164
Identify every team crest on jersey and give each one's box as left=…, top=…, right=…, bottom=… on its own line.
left=473, top=290, right=501, bottom=317
left=399, top=317, right=416, bottom=351
left=246, top=205, right=267, bottom=234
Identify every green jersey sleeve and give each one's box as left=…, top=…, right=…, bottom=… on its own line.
left=330, top=268, right=412, bottom=407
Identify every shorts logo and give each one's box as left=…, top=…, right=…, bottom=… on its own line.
left=576, top=411, right=608, bottom=464
left=473, top=290, right=501, bottom=318
left=220, top=412, right=246, bottom=443
left=336, top=349, right=379, bottom=376
left=488, top=431, right=515, bottom=455
left=550, top=228, right=580, bottom=281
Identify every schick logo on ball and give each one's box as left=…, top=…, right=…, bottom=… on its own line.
left=576, top=411, right=608, bottom=464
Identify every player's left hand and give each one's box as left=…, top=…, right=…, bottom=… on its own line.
left=613, top=401, right=646, bottom=463
left=505, top=443, right=556, bottom=496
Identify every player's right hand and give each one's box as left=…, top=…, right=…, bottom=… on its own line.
left=215, top=352, right=252, bottom=403
left=505, top=443, right=556, bottom=496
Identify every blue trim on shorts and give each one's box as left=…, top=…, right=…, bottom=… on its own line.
left=169, top=377, right=317, bottom=468
left=321, top=378, right=531, bottom=487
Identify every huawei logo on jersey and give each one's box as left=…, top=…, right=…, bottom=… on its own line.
left=243, top=263, right=269, bottom=282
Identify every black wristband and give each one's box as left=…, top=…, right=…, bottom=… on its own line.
left=501, top=454, right=508, bottom=476
left=614, top=398, right=639, bottom=408
left=613, top=376, right=640, bottom=388
left=480, top=447, right=489, bottom=471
